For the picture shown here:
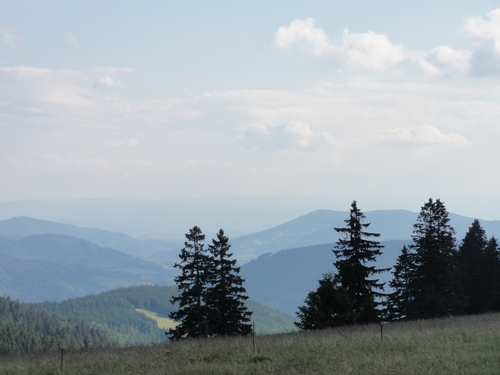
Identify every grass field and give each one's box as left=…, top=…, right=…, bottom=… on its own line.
left=2, top=312, right=500, bottom=374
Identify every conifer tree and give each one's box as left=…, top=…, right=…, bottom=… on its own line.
left=333, top=201, right=388, bottom=324
left=387, top=245, right=415, bottom=321
left=407, top=198, right=464, bottom=319
left=205, top=229, right=252, bottom=337
left=295, top=273, right=356, bottom=330
left=480, top=237, right=500, bottom=312
left=456, top=219, right=487, bottom=314
left=168, top=226, right=211, bottom=340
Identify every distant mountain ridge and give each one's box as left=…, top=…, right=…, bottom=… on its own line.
left=231, top=209, right=500, bottom=261
left=240, top=240, right=410, bottom=316
left=0, top=234, right=178, bottom=302
left=0, top=216, right=180, bottom=257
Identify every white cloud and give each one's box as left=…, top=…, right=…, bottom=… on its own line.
left=464, top=9, right=500, bottom=51
left=378, top=125, right=469, bottom=146
left=238, top=121, right=319, bottom=151
left=274, top=18, right=406, bottom=70
left=275, top=18, right=473, bottom=76
left=107, top=139, right=139, bottom=147
left=94, top=75, right=129, bottom=89
left=64, top=31, right=81, bottom=48
left=336, top=29, right=407, bottom=71
left=275, top=18, right=334, bottom=57
left=463, top=8, right=500, bottom=75
left=0, top=23, right=21, bottom=50
left=422, top=46, right=472, bottom=76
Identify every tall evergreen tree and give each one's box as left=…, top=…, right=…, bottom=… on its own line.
left=480, top=237, right=500, bottom=312
left=295, top=273, right=357, bottom=330
left=168, top=226, right=211, bottom=340
left=387, top=245, right=415, bottom=321
left=456, top=219, right=487, bottom=314
left=205, top=229, right=252, bottom=337
left=333, top=201, right=388, bottom=324
left=407, top=198, right=464, bottom=319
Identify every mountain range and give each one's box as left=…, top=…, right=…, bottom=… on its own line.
left=2, top=208, right=500, bottom=317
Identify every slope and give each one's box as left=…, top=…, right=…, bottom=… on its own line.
left=0, top=296, right=113, bottom=353
left=29, top=285, right=296, bottom=345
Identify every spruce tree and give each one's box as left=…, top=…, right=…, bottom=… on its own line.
left=480, top=237, right=500, bottom=312
left=168, top=226, right=211, bottom=340
left=205, top=229, right=252, bottom=337
left=408, top=198, right=464, bottom=319
left=387, top=245, right=415, bottom=321
left=456, top=219, right=487, bottom=314
left=295, top=273, right=356, bottom=330
left=333, top=201, right=388, bottom=324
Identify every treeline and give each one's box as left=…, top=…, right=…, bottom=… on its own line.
left=388, top=199, right=500, bottom=320
left=0, top=296, right=113, bottom=354
left=296, top=198, right=500, bottom=330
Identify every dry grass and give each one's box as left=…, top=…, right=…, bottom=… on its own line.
left=3, top=312, right=500, bottom=374
left=136, top=309, right=179, bottom=330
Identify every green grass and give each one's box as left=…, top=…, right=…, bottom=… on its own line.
left=3, top=312, right=500, bottom=374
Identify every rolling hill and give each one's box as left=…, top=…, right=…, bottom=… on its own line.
left=29, top=285, right=297, bottom=345
left=0, top=216, right=180, bottom=258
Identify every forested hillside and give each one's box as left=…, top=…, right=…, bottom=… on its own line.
left=0, top=296, right=113, bottom=353
left=29, top=285, right=296, bottom=345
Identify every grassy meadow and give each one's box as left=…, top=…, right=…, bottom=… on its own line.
left=3, top=312, right=500, bottom=375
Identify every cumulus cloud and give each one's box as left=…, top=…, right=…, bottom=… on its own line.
left=0, top=23, right=21, bottom=50
left=422, top=46, right=472, bottom=75
left=94, top=76, right=129, bottom=89
left=275, top=18, right=406, bottom=70
left=238, top=121, right=318, bottom=151
left=275, top=18, right=472, bottom=76
left=463, top=8, right=500, bottom=75
left=379, top=125, right=469, bottom=146
left=464, top=9, right=500, bottom=51
left=107, top=139, right=139, bottom=147
left=275, top=18, right=334, bottom=57
left=64, top=31, right=81, bottom=48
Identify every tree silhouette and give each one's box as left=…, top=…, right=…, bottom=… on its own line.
left=205, top=229, right=252, bottom=337
left=168, top=226, right=211, bottom=339
left=333, top=201, right=388, bottom=324
left=406, top=198, right=465, bottom=319
left=295, top=273, right=356, bottom=330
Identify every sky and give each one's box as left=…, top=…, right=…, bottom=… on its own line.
left=2, top=1, right=500, bottom=219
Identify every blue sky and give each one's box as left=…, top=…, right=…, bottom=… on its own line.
left=2, top=1, right=500, bottom=219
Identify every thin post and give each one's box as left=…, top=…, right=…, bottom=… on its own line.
left=60, top=349, right=64, bottom=372
left=252, top=321, right=256, bottom=353
left=380, top=323, right=383, bottom=340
